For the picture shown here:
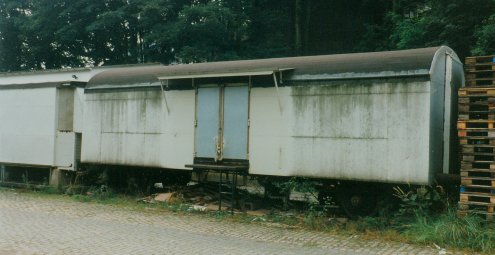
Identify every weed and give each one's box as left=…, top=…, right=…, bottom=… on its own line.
left=404, top=209, right=495, bottom=252
left=209, top=210, right=231, bottom=221
left=38, top=186, right=60, bottom=195
left=353, top=216, right=391, bottom=232
left=390, top=186, right=495, bottom=253
left=86, top=185, right=117, bottom=200
left=393, top=185, right=447, bottom=222
left=302, top=201, right=329, bottom=230
left=265, top=212, right=299, bottom=226
left=73, top=194, right=92, bottom=202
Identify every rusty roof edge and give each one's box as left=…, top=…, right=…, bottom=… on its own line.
left=289, top=69, right=430, bottom=81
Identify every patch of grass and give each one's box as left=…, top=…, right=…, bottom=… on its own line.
left=303, top=209, right=329, bottom=231
left=73, top=194, right=92, bottom=203
left=404, top=209, right=495, bottom=252
left=208, top=210, right=232, bottom=221
left=38, top=186, right=61, bottom=195
left=162, top=202, right=191, bottom=213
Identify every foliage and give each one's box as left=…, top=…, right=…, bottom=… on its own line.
left=270, top=177, right=318, bottom=197
left=472, top=14, right=495, bottom=56
left=405, top=209, right=495, bottom=252
left=3, top=0, right=495, bottom=71
left=393, top=186, right=447, bottom=221
left=38, top=186, right=61, bottom=195
left=388, top=186, right=495, bottom=253
left=356, top=0, right=495, bottom=59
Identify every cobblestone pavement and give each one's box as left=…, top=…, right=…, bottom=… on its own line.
left=0, top=189, right=465, bottom=255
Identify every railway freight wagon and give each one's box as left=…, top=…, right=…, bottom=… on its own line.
left=0, top=69, right=105, bottom=186
left=83, top=46, right=463, bottom=215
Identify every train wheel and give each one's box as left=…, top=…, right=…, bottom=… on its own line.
left=338, top=184, right=378, bottom=219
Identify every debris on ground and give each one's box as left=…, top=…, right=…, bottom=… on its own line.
left=154, top=192, right=174, bottom=202
left=137, top=181, right=343, bottom=218
left=189, top=205, right=207, bottom=212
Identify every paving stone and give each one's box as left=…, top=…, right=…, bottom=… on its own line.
left=0, top=190, right=470, bottom=255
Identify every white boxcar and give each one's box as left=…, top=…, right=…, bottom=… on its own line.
left=83, top=46, right=463, bottom=188
left=0, top=68, right=105, bottom=185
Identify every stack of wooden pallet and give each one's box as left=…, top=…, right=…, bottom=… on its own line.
left=458, top=55, right=495, bottom=220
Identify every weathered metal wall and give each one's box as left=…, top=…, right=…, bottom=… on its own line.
left=53, top=87, right=81, bottom=170
left=54, top=131, right=76, bottom=170
left=249, top=80, right=432, bottom=184
left=73, top=88, right=85, bottom=133
left=83, top=79, right=436, bottom=184
left=81, top=90, right=195, bottom=169
left=56, top=88, right=75, bottom=131
left=429, top=56, right=446, bottom=182
left=0, top=88, right=57, bottom=166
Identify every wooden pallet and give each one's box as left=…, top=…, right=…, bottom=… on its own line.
left=466, top=79, right=495, bottom=87
left=463, top=155, right=495, bottom=163
left=466, top=71, right=495, bottom=81
left=465, top=55, right=495, bottom=65
left=459, top=87, right=495, bottom=96
left=458, top=112, right=495, bottom=121
left=461, top=177, right=495, bottom=188
left=465, top=64, right=495, bottom=72
left=458, top=97, right=495, bottom=105
left=461, top=161, right=495, bottom=170
left=459, top=136, right=495, bottom=146
left=462, top=145, right=495, bottom=154
left=465, top=56, right=495, bottom=74
left=459, top=103, right=495, bottom=113
left=461, top=169, right=495, bottom=178
left=457, top=120, right=495, bottom=129
left=460, top=185, right=495, bottom=194
left=458, top=130, right=495, bottom=138
left=460, top=192, right=495, bottom=204
left=463, top=151, right=495, bottom=157
left=459, top=201, right=495, bottom=214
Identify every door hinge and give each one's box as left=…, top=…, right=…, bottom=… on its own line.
left=194, top=119, right=198, bottom=127
left=248, top=119, right=250, bottom=127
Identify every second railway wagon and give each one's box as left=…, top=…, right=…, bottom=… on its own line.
left=0, top=68, right=106, bottom=186
left=82, top=46, right=463, bottom=214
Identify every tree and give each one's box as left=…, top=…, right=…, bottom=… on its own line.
left=0, top=0, right=31, bottom=71
left=355, top=0, right=495, bottom=59
left=156, top=1, right=243, bottom=63
left=472, top=14, right=495, bottom=56
left=2, top=0, right=495, bottom=71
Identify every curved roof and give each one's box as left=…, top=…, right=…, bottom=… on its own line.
left=87, top=46, right=459, bottom=89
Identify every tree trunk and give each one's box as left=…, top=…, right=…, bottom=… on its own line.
left=303, top=0, right=311, bottom=54
left=294, top=0, right=303, bottom=55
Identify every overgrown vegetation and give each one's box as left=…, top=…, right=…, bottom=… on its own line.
left=348, top=186, right=495, bottom=253
left=405, top=210, right=495, bottom=252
